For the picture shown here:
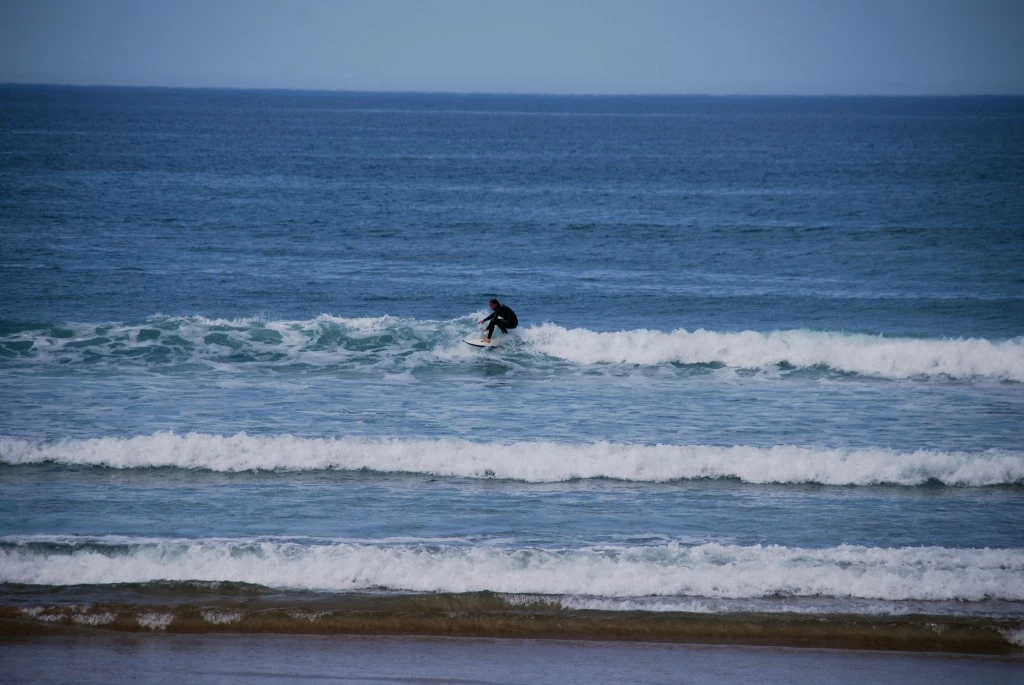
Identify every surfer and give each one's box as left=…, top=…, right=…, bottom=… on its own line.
left=479, top=299, right=518, bottom=342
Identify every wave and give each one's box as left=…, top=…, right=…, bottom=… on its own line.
left=1, top=314, right=1022, bottom=381
left=525, top=323, right=1024, bottom=381
left=2, top=433, right=1022, bottom=486
left=2, top=535, right=1022, bottom=604
left=0, top=314, right=463, bottom=374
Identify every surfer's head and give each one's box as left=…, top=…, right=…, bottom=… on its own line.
left=488, top=299, right=500, bottom=310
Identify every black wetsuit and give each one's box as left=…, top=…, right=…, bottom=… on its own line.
left=482, top=304, right=518, bottom=338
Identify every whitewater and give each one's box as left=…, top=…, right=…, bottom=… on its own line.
left=3, top=433, right=1022, bottom=486
left=2, top=315, right=1022, bottom=381
left=3, top=535, right=1022, bottom=605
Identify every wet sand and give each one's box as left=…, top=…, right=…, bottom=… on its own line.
left=3, top=599, right=1021, bottom=655
left=2, top=632, right=1021, bottom=685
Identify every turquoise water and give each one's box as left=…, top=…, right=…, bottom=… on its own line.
left=1, top=87, right=1023, bottom=629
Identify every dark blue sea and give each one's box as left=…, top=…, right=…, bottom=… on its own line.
left=1, top=86, right=1023, bottom=645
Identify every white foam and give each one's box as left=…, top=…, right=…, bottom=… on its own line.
left=556, top=596, right=921, bottom=616
left=71, top=611, right=117, bottom=626
left=1001, top=626, right=1024, bottom=647
left=558, top=597, right=720, bottom=613
left=200, top=609, right=242, bottom=625
left=30, top=612, right=64, bottom=623
left=2, top=536, right=1022, bottom=604
left=0, top=314, right=453, bottom=372
left=2, top=433, right=1021, bottom=486
left=137, top=612, right=174, bottom=631
left=288, top=609, right=328, bottom=623
left=18, top=606, right=61, bottom=622
left=523, top=324, right=1024, bottom=381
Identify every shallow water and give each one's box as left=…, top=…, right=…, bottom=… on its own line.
left=2, top=634, right=1022, bottom=685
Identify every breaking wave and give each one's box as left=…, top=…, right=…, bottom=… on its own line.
left=524, top=323, right=1024, bottom=381
left=2, top=433, right=1022, bottom=486
left=0, top=314, right=1021, bottom=381
left=2, top=535, right=1022, bottom=603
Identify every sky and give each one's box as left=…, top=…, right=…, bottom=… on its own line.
left=1, top=0, right=1022, bottom=95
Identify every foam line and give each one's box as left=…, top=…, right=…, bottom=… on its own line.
left=2, top=433, right=1022, bottom=486
left=523, top=324, right=1024, bottom=381
left=2, top=536, right=1021, bottom=602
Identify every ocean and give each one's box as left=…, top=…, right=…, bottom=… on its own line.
left=1, top=86, right=1023, bottom=657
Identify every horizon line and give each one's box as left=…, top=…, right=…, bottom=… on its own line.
left=3, top=82, right=1023, bottom=99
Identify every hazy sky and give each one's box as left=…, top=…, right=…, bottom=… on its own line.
left=1, top=0, right=1022, bottom=95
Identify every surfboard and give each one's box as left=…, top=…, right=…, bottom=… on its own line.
left=463, top=335, right=502, bottom=348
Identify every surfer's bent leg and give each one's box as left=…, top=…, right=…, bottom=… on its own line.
left=486, top=318, right=510, bottom=339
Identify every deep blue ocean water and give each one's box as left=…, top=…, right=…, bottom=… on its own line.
left=1, top=87, right=1023, bottom=631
